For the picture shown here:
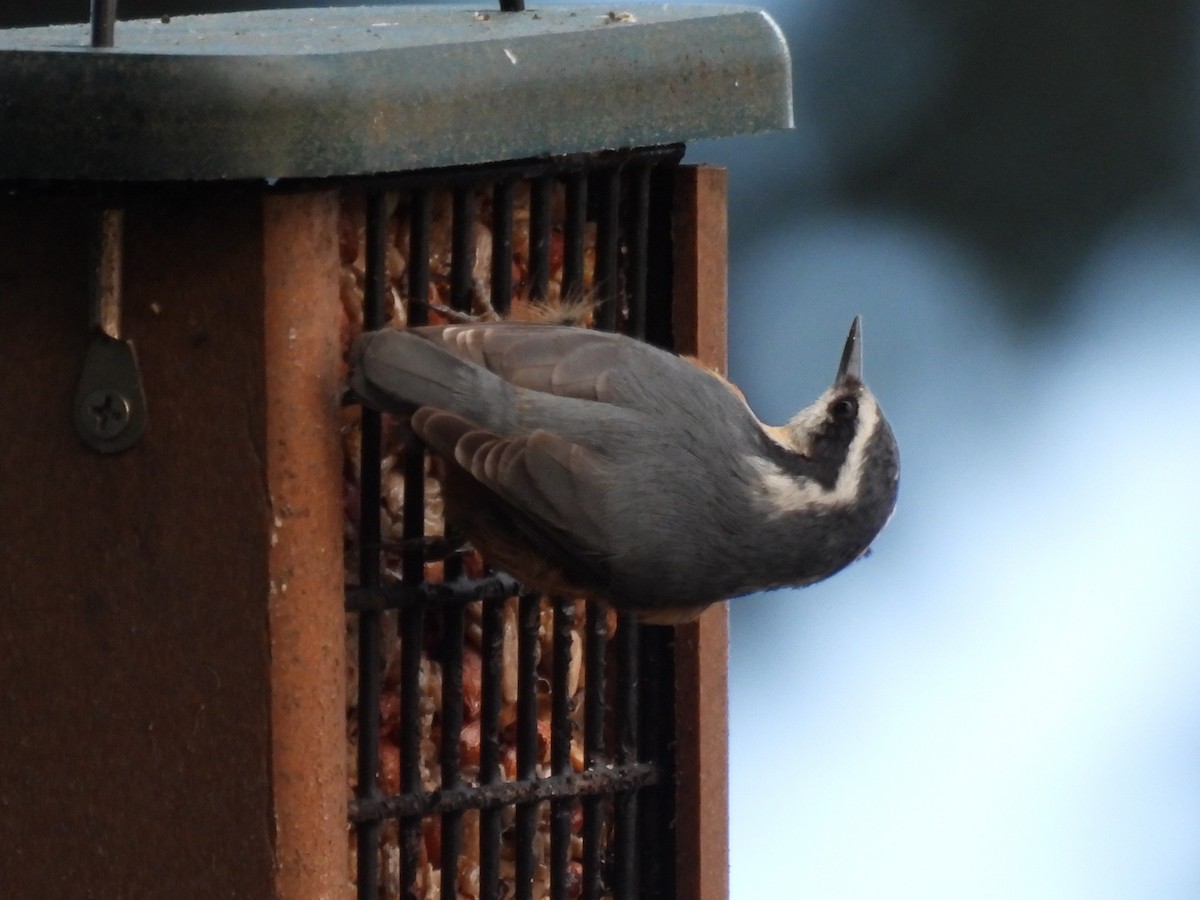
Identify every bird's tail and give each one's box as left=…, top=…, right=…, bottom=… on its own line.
left=350, top=329, right=497, bottom=423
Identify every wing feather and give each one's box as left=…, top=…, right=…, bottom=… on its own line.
left=413, top=324, right=655, bottom=406
left=411, top=407, right=612, bottom=562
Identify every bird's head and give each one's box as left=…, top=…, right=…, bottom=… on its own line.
left=757, top=317, right=900, bottom=527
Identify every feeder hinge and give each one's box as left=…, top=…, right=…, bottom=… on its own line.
left=73, top=207, right=148, bottom=454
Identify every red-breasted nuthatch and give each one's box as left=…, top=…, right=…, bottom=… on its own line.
left=348, top=319, right=899, bottom=624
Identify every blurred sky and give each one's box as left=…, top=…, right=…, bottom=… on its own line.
left=716, top=206, right=1200, bottom=899
left=689, top=1, right=1200, bottom=897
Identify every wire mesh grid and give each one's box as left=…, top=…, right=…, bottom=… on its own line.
left=343, top=146, right=683, bottom=900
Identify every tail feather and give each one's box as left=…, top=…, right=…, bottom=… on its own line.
left=350, top=329, right=484, bottom=417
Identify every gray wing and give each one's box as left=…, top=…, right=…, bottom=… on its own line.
left=412, top=323, right=625, bottom=400
left=411, top=323, right=739, bottom=420
left=412, top=406, right=615, bottom=585
left=358, top=322, right=756, bottom=431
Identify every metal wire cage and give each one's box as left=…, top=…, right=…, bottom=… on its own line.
left=342, top=149, right=683, bottom=900
left=0, top=4, right=789, bottom=899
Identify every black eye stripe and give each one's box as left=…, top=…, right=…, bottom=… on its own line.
left=760, top=397, right=862, bottom=491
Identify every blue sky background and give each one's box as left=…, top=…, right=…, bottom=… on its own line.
left=716, top=204, right=1200, bottom=899
left=690, top=1, right=1200, bottom=895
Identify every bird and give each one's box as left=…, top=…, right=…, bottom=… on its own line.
left=348, top=318, right=899, bottom=624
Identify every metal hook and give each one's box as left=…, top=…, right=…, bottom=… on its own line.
left=73, top=205, right=148, bottom=453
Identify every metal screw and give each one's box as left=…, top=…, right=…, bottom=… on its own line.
left=80, top=389, right=131, bottom=440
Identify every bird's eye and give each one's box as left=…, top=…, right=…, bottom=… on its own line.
left=832, top=398, right=858, bottom=419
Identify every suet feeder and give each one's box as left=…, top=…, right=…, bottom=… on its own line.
left=0, top=4, right=791, bottom=898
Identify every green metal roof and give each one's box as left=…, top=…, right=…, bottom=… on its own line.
left=0, top=5, right=792, bottom=181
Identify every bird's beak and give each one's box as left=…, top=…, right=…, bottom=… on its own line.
left=834, top=316, right=863, bottom=387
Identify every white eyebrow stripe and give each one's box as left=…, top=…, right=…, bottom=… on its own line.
left=750, top=398, right=880, bottom=516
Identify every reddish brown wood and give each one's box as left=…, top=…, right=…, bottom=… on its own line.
left=0, top=191, right=349, bottom=899
left=263, top=192, right=351, bottom=900
left=0, top=193, right=277, bottom=897
left=673, top=165, right=729, bottom=376
left=671, top=165, right=731, bottom=900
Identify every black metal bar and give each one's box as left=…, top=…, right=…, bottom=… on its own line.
left=364, top=191, right=389, bottom=333
left=399, top=186, right=432, bottom=900
left=396, top=607, right=424, bottom=900
left=398, top=184, right=427, bottom=582
left=346, top=572, right=520, bottom=613
left=440, top=602, right=466, bottom=900
left=499, top=0, right=526, bottom=11
left=441, top=186, right=471, bottom=719
left=351, top=761, right=661, bottom=821
left=514, top=593, right=541, bottom=900
left=398, top=590, right=425, bottom=900
left=644, top=162, right=679, bottom=351
left=549, top=600, right=575, bottom=900
left=491, top=179, right=515, bottom=316
left=90, top=0, right=116, bottom=48
left=594, top=169, right=621, bottom=332
left=450, top=185, right=474, bottom=315
left=634, top=167, right=682, bottom=898
left=355, top=190, right=390, bottom=900
left=580, top=603, right=609, bottom=900
left=440, top=170, right=470, bottom=886
left=611, top=615, right=640, bottom=900
left=408, top=190, right=432, bottom=327
left=636, top=626, right=676, bottom=900
left=528, top=176, right=553, bottom=302
left=561, top=174, right=587, bottom=301
left=625, top=164, right=652, bottom=340
left=479, top=596, right=506, bottom=900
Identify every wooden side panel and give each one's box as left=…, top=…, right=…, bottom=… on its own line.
left=262, top=193, right=351, bottom=900
left=0, top=194, right=276, bottom=897
left=671, top=165, right=731, bottom=900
